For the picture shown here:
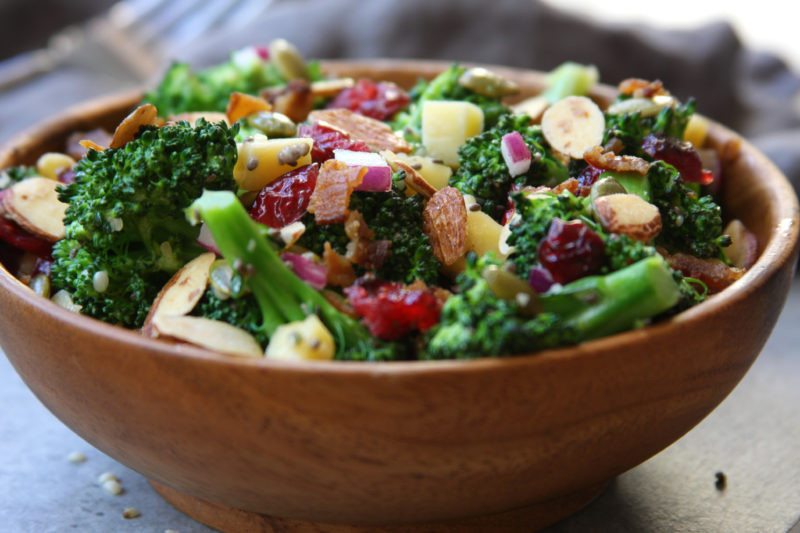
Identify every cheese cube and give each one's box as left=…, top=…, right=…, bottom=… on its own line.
left=421, top=101, right=484, bottom=167
left=234, top=136, right=314, bottom=191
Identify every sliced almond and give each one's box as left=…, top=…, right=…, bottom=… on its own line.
left=309, top=109, right=412, bottom=154
left=395, top=160, right=436, bottom=198
left=226, top=92, right=273, bottom=124
left=79, top=139, right=107, bottom=152
left=541, top=96, right=605, bottom=159
left=511, top=95, right=550, bottom=123
left=276, top=221, right=306, bottom=249
left=2, top=177, right=67, bottom=241
left=143, top=252, right=217, bottom=336
left=167, top=111, right=230, bottom=126
left=593, top=193, right=662, bottom=242
left=423, top=186, right=468, bottom=265
left=152, top=314, right=263, bottom=358
left=311, top=78, right=355, bottom=98
left=584, top=145, right=650, bottom=175
left=722, top=219, right=758, bottom=269
left=109, top=104, right=158, bottom=149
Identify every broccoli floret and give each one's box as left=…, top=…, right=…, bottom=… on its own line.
left=50, top=119, right=239, bottom=327
left=648, top=161, right=729, bottom=258
left=189, top=189, right=406, bottom=361
left=390, top=64, right=510, bottom=143
left=451, top=113, right=569, bottom=220
left=194, top=288, right=269, bottom=348
left=505, top=190, right=593, bottom=280
left=605, top=97, right=695, bottom=156
left=423, top=252, right=682, bottom=359
left=423, top=254, right=576, bottom=359
left=298, top=173, right=441, bottom=285
left=141, top=49, right=286, bottom=117
left=0, top=165, right=38, bottom=189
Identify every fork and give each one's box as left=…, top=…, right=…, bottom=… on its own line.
left=0, top=0, right=275, bottom=91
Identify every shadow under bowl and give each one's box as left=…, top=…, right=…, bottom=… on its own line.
left=0, top=60, right=797, bottom=532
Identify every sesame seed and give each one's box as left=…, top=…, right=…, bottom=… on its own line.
left=102, top=479, right=124, bottom=495
left=122, top=507, right=141, bottom=519
left=431, top=158, right=444, bottom=165
left=97, top=472, right=118, bottom=484
left=469, top=203, right=481, bottom=212
left=410, top=162, right=423, bottom=170
left=92, top=271, right=109, bottom=293
left=246, top=156, right=259, bottom=171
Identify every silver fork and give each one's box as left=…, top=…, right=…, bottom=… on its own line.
left=0, top=0, right=274, bottom=91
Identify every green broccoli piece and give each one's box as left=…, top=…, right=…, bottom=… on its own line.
left=423, top=254, right=576, bottom=359
left=141, top=48, right=286, bottom=117
left=505, top=190, right=593, bottom=280
left=188, top=189, right=405, bottom=361
left=194, top=288, right=269, bottom=348
left=424, top=252, right=682, bottom=359
left=298, top=173, right=441, bottom=285
left=50, top=119, right=239, bottom=327
left=0, top=165, right=38, bottom=189
left=390, top=64, right=510, bottom=143
left=605, top=97, right=695, bottom=156
left=450, top=113, right=569, bottom=220
left=647, top=161, right=729, bottom=258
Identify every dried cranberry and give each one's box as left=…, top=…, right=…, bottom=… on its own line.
left=537, top=218, right=604, bottom=284
left=0, top=215, right=53, bottom=256
left=576, top=164, right=604, bottom=196
left=248, top=163, right=318, bottom=228
left=327, top=79, right=411, bottom=121
left=344, top=277, right=442, bottom=340
left=501, top=183, right=523, bottom=225
left=297, top=122, right=370, bottom=163
left=641, top=133, right=706, bottom=183
left=57, top=167, right=76, bottom=184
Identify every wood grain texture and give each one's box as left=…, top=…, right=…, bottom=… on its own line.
left=0, top=60, right=797, bottom=531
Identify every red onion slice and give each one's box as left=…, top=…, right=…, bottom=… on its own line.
left=334, top=149, right=392, bottom=192
left=501, top=131, right=532, bottom=177
left=282, top=252, right=328, bottom=290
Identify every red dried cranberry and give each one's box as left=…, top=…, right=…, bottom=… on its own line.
left=500, top=183, right=523, bottom=225
left=576, top=164, right=604, bottom=196
left=641, top=133, right=705, bottom=183
left=0, top=215, right=53, bottom=256
left=537, top=218, right=604, bottom=284
left=248, top=163, right=318, bottom=228
left=296, top=122, right=370, bottom=163
left=327, top=79, right=411, bottom=121
left=344, top=277, right=442, bottom=340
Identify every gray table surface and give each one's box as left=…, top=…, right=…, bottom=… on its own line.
left=1, top=54, right=799, bottom=533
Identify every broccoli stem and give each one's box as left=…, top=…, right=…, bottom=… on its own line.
left=541, top=255, right=681, bottom=340
left=541, top=62, right=598, bottom=103
left=188, top=190, right=370, bottom=356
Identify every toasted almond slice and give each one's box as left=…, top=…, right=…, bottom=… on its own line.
left=511, top=95, right=549, bottom=122
left=423, top=186, right=468, bottom=265
left=143, top=252, right=216, bottom=335
left=152, top=314, right=263, bottom=358
left=722, top=219, right=758, bottom=269
left=79, top=139, right=107, bottom=152
left=109, top=104, right=158, bottom=149
left=309, top=109, right=412, bottom=154
left=396, top=160, right=436, bottom=198
left=311, top=78, right=355, bottom=98
left=541, top=96, right=605, bottom=159
left=276, top=221, right=306, bottom=249
left=584, top=145, right=650, bottom=175
left=2, top=177, right=66, bottom=241
left=167, top=111, right=230, bottom=126
left=593, top=193, right=662, bottom=241
left=225, top=92, right=273, bottom=124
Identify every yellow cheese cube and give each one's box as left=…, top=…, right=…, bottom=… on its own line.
left=391, top=153, right=453, bottom=190
left=421, top=101, right=484, bottom=167
left=466, top=210, right=510, bottom=259
left=234, top=136, right=314, bottom=191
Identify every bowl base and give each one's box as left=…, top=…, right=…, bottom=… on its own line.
left=149, top=479, right=606, bottom=532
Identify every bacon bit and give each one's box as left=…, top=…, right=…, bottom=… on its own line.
left=584, top=145, right=651, bottom=175
left=307, top=160, right=367, bottom=225
left=262, top=79, right=314, bottom=123
left=552, top=178, right=581, bottom=196
left=422, top=186, right=468, bottom=266
left=618, top=78, right=668, bottom=98
left=344, top=210, right=391, bottom=270
left=407, top=279, right=452, bottom=306
left=226, top=92, right=273, bottom=124
left=663, top=252, right=744, bottom=293
left=322, top=242, right=356, bottom=287
left=308, top=109, right=412, bottom=154
left=109, top=104, right=159, bottom=149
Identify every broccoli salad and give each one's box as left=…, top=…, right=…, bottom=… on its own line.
left=0, top=39, right=757, bottom=361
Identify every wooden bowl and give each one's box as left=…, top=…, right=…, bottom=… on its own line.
left=0, top=61, right=798, bottom=532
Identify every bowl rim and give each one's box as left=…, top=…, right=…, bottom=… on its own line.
left=0, top=58, right=798, bottom=376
